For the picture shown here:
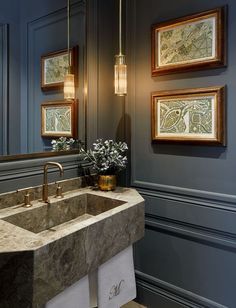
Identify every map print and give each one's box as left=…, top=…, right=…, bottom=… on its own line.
left=45, top=107, right=71, bottom=133
left=158, top=97, right=214, bottom=136
left=45, top=54, right=69, bottom=85
left=159, top=18, right=214, bottom=66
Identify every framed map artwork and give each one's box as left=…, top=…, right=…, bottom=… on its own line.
left=151, top=86, right=225, bottom=145
left=151, top=7, right=226, bottom=75
left=41, top=101, right=78, bottom=138
left=41, top=46, right=78, bottom=90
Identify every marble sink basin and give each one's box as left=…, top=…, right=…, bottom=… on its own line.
left=3, top=193, right=125, bottom=234
left=0, top=187, right=144, bottom=307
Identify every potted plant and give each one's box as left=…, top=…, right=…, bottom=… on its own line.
left=81, top=139, right=128, bottom=191
left=51, top=137, right=75, bottom=151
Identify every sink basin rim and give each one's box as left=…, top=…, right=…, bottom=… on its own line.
left=1, top=192, right=127, bottom=234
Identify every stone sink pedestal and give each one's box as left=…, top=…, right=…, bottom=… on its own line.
left=0, top=186, right=145, bottom=308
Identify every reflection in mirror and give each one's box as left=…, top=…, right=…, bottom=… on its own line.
left=0, top=0, right=86, bottom=159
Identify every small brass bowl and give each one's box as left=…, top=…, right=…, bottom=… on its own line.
left=98, top=175, right=117, bottom=191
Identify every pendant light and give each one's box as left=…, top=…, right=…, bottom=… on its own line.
left=114, top=0, right=127, bottom=96
left=64, top=0, right=75, bottom=100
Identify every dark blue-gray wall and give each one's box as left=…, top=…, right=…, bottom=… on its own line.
left=125, top=0, right=236, bottom=307
left=2, top=0, right=236, bottom=307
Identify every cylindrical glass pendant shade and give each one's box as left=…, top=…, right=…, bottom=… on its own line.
left=114, top=54, right=127, bottom=96
left=64, top=73, right=75, bottom=100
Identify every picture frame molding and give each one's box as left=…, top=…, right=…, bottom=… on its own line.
left=151, top=6, right=227, bottom=76
left=41, top=100, right=78, bottom=138
left=151, top=86, right=226, bottom=146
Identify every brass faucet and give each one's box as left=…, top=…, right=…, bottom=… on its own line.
left=42, top=162, right=64, bottom=203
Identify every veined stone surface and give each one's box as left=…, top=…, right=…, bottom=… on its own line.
left=0, top=185, right=145, bottom=307
left=0, top=176, right=85, bottom=210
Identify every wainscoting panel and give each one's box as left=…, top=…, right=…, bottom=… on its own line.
left=136, top=282, right=190, bottom=308
left=134, top=208, right=236, bottom=307
left=135, top=271, right=227, bottom=308
left=132, top=189, right=236, bottom=307
left=139, top=190, right=236, bottom=239
left=126, top=0, right=236, bottom=307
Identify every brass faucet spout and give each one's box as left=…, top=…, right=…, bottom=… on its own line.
left=42, top=162, right=64, bottom=203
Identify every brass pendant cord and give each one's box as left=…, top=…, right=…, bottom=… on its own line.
left=67, top=0, right=71, bottom=69
left=114, top=0, right=127, bottom=96
left=64, top=0, right=75, bottom=100
left=119, top=0, right=122, bottom=55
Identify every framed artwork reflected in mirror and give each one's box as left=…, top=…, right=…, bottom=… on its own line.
left=41, top=46, right=78, bottom=91
left=41, top=100, right=78, bottom=138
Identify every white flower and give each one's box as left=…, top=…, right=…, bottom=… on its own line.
left=82, top=139, right=128, bottom=174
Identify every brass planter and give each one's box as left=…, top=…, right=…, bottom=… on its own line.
left=98, top=175, right=116, bottom=191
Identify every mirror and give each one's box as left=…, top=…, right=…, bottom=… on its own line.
left=0, top=0, right=86, bottom=160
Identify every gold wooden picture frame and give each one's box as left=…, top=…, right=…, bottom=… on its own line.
left=41, top=46, right=78, bottom=91
left=151, top=86, right=225, bottom=145
left=151, top=7, right=226, bottom=76
left=41, top=101, right=78, bottom=138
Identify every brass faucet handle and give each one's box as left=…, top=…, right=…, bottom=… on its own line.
left=56, top=183, right=63, bottom=199
left=17, top=187, right=33, bottom=208
left=24, top=191, right=32, bottom=208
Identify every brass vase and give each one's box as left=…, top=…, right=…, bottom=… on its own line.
left=98, top=175, right=117, bottom=191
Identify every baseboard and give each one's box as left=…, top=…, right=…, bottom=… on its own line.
left=135, top=271, right=226, bottom=308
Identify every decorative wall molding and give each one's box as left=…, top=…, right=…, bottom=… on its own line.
left=126, top=0, right=138, bottom=186
left=127, top=0, right=236, bottom=211
left=0, top=154, right=82, bottom=193
left=137, top=186, right=236, bottom=212
left=133, top=180, right=236, bottom=209
left=138, top=187, right=236, bottom=246
left=135, top=271, right=227, bottom=308
left=86, top=0, right=99, bottom=147
left=0, top=24, right=8, bottom=156
left=145, top=215, right=236, bottom=251
left=0, top=0, right=88, bottom=193
left=0, top=155, right=81, bottom=179
left=126, top=0, right=236, bottom=307
left=27, top=1, right=86, bottom=152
